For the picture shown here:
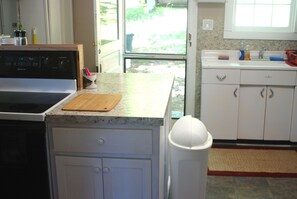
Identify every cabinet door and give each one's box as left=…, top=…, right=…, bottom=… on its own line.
left=103, top=158, right=151, bottom=199
left=291, top=87, right=297, bottom=142
left=264, top=86, right=294, bottom=140
left=238, top=86, right=266, bottom=139
left=201, top=84, right=239, bottom=139
left=55, top=156, right=103, bottom=199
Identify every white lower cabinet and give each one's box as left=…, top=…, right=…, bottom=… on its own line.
left=238, top=86, right=294, bottom=140
left=201, top=67, right=297, bottom=141
left=201, top=84, right=239, bottom=139
left=55, top=156, right=151, bottom=199
left=201, top=69, right=240, bottom=139
left=55, top=156, right=104, bottom=199
left=238, top=86, right=266, bottom=140
left=291, top=87, right=297, bottom=142
left=264, top=86, right=294, bottom=140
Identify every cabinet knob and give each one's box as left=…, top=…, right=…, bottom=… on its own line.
left=103, top=167, right=110, bottom=173
left=97, top=138, right=105, bottom=145
left=94, top=167, right=101, bottom=173
left=265, top=75, right=272, bottom=79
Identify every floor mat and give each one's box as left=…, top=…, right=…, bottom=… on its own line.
left=208, top=147, right=297, bottom=177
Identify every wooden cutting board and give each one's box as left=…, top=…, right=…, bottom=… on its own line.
left=62, top=93, right=122, bottom=112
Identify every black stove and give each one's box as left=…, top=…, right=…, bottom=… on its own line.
left=0, top=50, right=77, bottom=121
left=0, top=47, right=79, bottom=199
left=0, top=91, right=71, bottom=113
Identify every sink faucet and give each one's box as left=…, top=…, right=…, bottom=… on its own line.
left=259, top=47, right=266, bottom=59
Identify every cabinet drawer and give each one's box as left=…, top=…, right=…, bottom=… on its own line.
left=202, top=69, right=240, bottom=84
left=52, top=128, right=153, bottom=155
left=241, top=70, right=296, bottom=86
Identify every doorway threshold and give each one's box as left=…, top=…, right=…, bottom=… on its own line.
left=212, top=139, right=297, bottom=149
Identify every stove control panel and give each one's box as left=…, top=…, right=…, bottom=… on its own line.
left=0, top=51, right=77, bottom=79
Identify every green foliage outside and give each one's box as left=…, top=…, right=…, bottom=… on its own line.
left=126, top=6, right=166, bottom=22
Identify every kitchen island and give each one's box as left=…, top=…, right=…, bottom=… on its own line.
left=46, top=73, right=174, bottom=199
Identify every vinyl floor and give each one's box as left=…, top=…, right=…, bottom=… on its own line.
left=206, top=176, right=297, bottom=199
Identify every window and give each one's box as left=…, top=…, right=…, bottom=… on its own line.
left=224, top=0, right=297, bottom=40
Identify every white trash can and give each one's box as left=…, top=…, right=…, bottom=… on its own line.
left=168, top=115, right=212, bottom=199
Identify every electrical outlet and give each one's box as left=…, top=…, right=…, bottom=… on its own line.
left=202, top=19, right=214, bottom=30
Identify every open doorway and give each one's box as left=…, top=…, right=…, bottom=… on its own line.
left=124, top=0, right=188, bottom=118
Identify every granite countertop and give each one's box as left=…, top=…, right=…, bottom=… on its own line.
left=46, top=73, right=174, bottom=126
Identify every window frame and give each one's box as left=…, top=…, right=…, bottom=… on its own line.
left=224, top=0, right=297, bottom=40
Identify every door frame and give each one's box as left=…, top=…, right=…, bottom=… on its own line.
left=186, top=0, right=198, bottom=116
left=95, top=0, right=124, bottom=73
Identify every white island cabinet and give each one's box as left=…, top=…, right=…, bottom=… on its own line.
left=53, top=128, right=152, bottom=199
left=46, top=73, right=174, bottom=199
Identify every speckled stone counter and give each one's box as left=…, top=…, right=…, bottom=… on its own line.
left=46, top=73, right=174, bottom=126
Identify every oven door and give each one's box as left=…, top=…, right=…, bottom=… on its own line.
left=0, top=120, right=50, bottom=199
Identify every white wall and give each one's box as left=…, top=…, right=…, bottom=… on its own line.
left=1, top=0, right=17, bottom=35
left=20, top=0, right=73, bottom=44
left=72, top=0, right=96, bottom=71
left=20, top=0, right=48, bottom=43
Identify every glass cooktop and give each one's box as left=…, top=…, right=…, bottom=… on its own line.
left=0, top=91, right=71, bottom=113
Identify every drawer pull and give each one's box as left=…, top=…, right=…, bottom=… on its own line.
left=216, top=75, right=226, bottom=81
left=269, top=88, right=274, bottom=98
left=233, top=88, right=238, bottom=98
left=260, top=88, right=265, bottom=98
left=97, top=138, right=105, bottom=145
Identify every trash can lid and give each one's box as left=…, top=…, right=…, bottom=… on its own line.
left=169, top=115, right=212, bottom=149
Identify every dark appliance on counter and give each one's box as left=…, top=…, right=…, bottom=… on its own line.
left=0, top=45, right=81, bottom=199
